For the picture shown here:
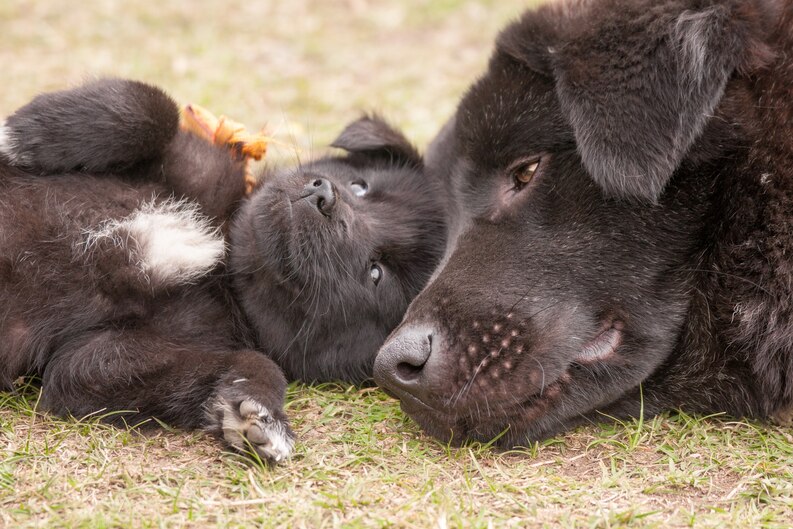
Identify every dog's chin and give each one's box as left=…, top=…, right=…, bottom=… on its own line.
left=399, top=390, right=573, bottom=447
left=398, top=395, right=533, bottom=447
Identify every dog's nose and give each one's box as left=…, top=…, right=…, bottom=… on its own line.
left=302, top=178, right=336, bottom=216
left=374, top=325, right=435, bottom=401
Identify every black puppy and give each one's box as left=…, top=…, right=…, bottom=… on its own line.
left=0, top=79, right=446, bottom=461
left=375, top=0, right=793, bottom=446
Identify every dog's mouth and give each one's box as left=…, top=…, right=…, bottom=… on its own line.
left=393, top=320, right=626, bottom=446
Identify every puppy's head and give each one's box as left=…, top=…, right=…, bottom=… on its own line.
left=375, top=0, right=779, bottom=444
left=231, top=116, right=447, bottom=383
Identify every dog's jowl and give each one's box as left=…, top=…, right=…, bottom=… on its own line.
left=375, top=0, right=793, bottom=446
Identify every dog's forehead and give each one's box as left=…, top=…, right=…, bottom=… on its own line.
left=456, top=55, right=572, bottom=172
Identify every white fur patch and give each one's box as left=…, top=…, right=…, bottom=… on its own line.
left=0, top=120, right=19, bottom=163
left=84, top=199, right=225, bottom=286
left=210, top=396, right=294, bottom=463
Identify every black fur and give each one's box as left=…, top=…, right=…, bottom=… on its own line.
left=374, top=0, right=793, bottom=446
left=0, top=79, right=447, bottom=460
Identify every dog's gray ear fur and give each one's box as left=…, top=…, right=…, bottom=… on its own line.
left=547, top=0, right=777, bottom=201
left=331, top=115, right=422, bottom=168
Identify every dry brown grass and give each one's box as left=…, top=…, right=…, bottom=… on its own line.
left=3, top=383, right=793, bottom=528
left=2, top=1, right=793, bottom=527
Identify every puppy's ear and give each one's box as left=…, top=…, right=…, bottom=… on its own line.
left=551, top=0, right=777, bottom=201
left=331, top=116, right=422, bottom=168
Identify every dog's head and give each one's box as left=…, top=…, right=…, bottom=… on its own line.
left=231, top=116, right=447, bottom=383
left=374, top=0, right=780, bottom=444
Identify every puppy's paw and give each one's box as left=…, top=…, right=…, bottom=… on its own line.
left=1, top=79, right=179, bottom=174
left=209, top=396, right=294, bottom=463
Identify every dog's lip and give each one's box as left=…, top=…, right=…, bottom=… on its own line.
left=396, top=391, right=436, bottom=414
left=574, top=320, right=624, bottom=363
left=381, top=384, right=438, bottom=415
left=395, top=391, right=464, bottom=432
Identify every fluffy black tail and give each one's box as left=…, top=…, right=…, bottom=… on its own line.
left=0, top=78, right=179, bottom=174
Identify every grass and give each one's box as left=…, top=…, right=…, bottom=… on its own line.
left=2, top=381, right=793, bottom=528
left=1, top=0, right=793, bottom=527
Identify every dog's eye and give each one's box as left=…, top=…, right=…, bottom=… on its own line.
left=350, top=181, right=368, bottom=197
left=370, top=263, right=382, bottom=285
left=511, top=159, right=540, bottom=190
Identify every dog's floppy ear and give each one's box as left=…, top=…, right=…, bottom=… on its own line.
left=331, top=115, right=422, bottom=168
left=550, top=0, right=777, bottom=201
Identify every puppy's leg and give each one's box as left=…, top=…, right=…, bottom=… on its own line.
left=0, top=78, right=179, bottom=174
left=159, top=130, right=248, bottom=221
left=1, top=78, right=249, bottom=220
left=40, top=329, right=294, bottom=463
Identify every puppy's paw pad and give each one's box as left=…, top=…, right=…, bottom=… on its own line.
left=219, top=398, right=294, bottom=463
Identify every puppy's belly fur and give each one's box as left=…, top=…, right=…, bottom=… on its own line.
left=83, top=199, right=225, bottom=287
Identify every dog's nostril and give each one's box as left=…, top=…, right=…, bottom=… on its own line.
left=393, top=333, right=431, bottom=383
left=374, top=325, right=436, bottom=392
left=396, top=361, right=424, bottom=381
left=312, top=179, right=322, bottom=188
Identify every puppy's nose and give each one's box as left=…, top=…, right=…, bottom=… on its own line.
left=374, top=325, right=435, bottom=401
left=302, top=178, right=336, bottom=216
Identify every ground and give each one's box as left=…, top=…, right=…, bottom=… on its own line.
left=1, top=1, right=792, bottom=527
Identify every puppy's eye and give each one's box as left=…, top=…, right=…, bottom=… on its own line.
left=511, top=158, right=540, bottom=190
left=350, top=181, right=368, bottom=197
left=370, top=263, right=382, bottom=285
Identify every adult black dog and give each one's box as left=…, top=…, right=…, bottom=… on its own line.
left=375, top=0, right=793, bottom=446
left=0, top=79, right=446, bottom=461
